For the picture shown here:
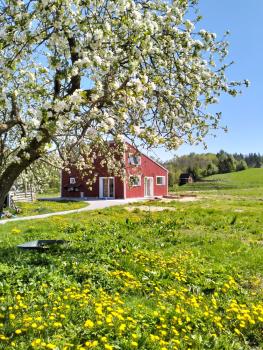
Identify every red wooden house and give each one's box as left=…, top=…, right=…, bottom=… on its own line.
left=61, top=143, right=168, bottom=199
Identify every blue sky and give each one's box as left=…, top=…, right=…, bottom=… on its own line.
left=155, top=0, right=263, bottom=161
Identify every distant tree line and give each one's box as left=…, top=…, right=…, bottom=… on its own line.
left=164, top=151, right=263, bottom=187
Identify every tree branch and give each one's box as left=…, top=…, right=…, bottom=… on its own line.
left=67, top=36, right=81, bottom=94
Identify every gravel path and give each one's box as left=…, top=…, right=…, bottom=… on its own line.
left=0, top=198, right=145, bottom=225
left=125, top=206, right=177, bottom=212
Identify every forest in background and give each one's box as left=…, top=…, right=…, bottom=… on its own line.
left=164, top=151, right=263, bottom=187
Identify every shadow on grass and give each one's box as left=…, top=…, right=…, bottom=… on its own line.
left=0, top=244, right=120, bottom=293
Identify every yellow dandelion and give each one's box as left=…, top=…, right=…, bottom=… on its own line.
left=0, top=335, right=8, bottom=340
left=119, top=323, right=126, bottom=332
left=11, top=228, right=21, bottom=235
left=85, top=340, right=99, bottom=348
left=104, top=344, right=113, bottom=350
left=84, top=319, right=94, bottom=328
left=31, top=339, right=42, bottom=347
left=131, top=341, right=138, bottom=348
left=53, top=322, right=62, bottom=328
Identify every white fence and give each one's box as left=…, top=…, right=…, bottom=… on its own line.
left=8, top=191, right=36, bottom=205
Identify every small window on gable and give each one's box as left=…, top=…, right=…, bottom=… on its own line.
left=128, top=155, right=141, bottom=166
left=69, top=177, right=76, bottom=184
left=130, top=175, right=141, bottom=187
left=156, top=176, right=165, bottom=185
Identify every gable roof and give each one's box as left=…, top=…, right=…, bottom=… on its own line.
left=125, top=141, right=168, bottom=172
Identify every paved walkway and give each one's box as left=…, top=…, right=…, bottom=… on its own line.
left=0, top=198, right=145, bottom=225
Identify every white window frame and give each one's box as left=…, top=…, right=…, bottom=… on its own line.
left=156, top=176, right=165, bottom=186
left=128, top=155, right=141, bottom=166
left=69, top=177, right=76, bottom=184
left=130, top=175, right=141, bottom=187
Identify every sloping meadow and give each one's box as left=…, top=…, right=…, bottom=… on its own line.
left=0, top=199, right=262, bottom=349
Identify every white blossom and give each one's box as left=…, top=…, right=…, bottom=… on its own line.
left=106, top=117, right=115, bottom=128
left=54, top=100, right=67, bottom=113
left=31, top=118, right=40, bottom=128
left=133, top=126, right=143, bottom=135
left=94, top=29, right=104, bottom=41
left=183, top=123, right=191, bottom=130
left=104, top=22, right=111, bottom=32
left=70, top=90, right=84, bottom=104
left=71, top=67, right=79, bottom=76
left=0, top=0, right=245, bottom=192
left=93, top=55, right=102, bottom=65
left=86, top=127, right=98, bottom=136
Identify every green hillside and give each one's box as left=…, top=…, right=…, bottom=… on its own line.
left=206, top=168, right=263, bottom=186
left=178, top=168, right=263, bottom=191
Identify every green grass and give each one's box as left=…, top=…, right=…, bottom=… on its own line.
left=0, top=183, right=262, bottom=350
left=3, top=200, right=87, bottom=218
left=36, top=192, right=61, bottom=199
left=174, top=168, right=263, bottom=195
left=206, top=168, right=263, bottom=187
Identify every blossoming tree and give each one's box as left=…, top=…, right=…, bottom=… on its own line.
left=0, top=0, right=247, bottom=210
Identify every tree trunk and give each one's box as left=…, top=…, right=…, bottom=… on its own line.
left=0, top=158, right=36, bottom=212
left=0, top=134, right=50, bottom=212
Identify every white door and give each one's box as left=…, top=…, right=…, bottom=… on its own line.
left=99, top=177, right=115, bottom=198
left=144, top=177, right=154, bottom=197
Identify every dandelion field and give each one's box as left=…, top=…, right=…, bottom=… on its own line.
left=0, top=190, right=262, bottom=349
left=8, top=200, right=87, bottom=217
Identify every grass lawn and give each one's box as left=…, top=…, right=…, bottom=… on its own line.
left=3, top=200, right=88, bottom=218
left=174, top=168, right=263, bottom=194
left=0, top=180, right=262, bottom=349
left=36, top=192, right=61, bottom=199
left=205, top=168, right=263, bottom=187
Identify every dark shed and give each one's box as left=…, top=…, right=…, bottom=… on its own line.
left=179, top=173, right=194, bottom=186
